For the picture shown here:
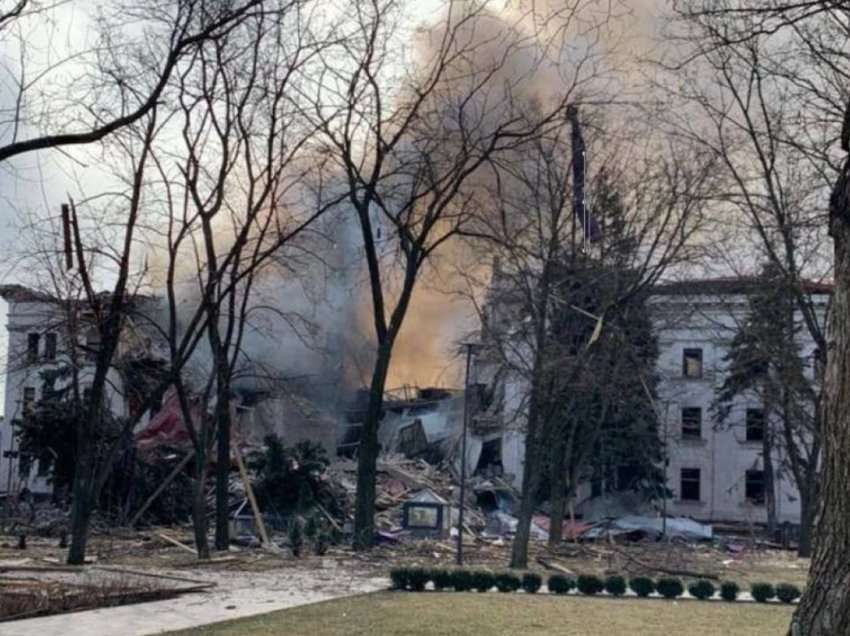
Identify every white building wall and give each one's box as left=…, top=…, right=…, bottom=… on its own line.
left=653, top=291, right=827, bottom=524
left=0, top=295, right=128, bottom=495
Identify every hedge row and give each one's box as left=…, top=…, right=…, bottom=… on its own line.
left=389, top=568, right=801, bottom=603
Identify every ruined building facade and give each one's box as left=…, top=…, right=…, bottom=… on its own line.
left=475, top=277, right=829, bottom=525
left=650, top=279, right=828, bottom=524
left=0, top=285, right=140, bottom=495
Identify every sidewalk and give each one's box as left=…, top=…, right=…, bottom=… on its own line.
left=3, top=565, right=386, bottom=636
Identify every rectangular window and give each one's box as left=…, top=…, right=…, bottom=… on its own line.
left=680, top=468, right=701, bottom=501
left=681, top=407, right=702, bottom=439
left=45, top=332, right=57, bottom=360
left=27, top=333, right=40, bottom=363
left=682, top=348, right=703, bottom=378
left=85, top=328, right=100, bottom=362
left=745, top=470, right=765, bottom=505
left=746, top=408, right=765, bottom=442
left=22, top=386, right=36, bottom=415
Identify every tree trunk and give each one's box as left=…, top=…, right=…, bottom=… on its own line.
left=352, top=341, right=393, bottom=551
left=763, top=427, right=778, bottom=536
left=214, top=392, right=230, bottom=551
left=67, top=447, right=94, bottom=565
left=788, top=139, right=850, bottom=636
left=547, top=435, right=567, bottom=547
left=192, top=456, right=211, bottom=560
left=798, top=480, right=816, bottom=558
left=511, top=396, right=543, bottom=569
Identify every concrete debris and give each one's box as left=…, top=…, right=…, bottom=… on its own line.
left=580, top=515, right=713, bottom=542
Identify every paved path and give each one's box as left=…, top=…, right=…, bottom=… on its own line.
left=4, top=565, right=386, bottom=636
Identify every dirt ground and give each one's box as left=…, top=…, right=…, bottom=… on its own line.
left=0, top=525, right=810, bottom=586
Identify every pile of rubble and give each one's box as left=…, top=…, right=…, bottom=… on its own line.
left=328, top=454, right=518, bottom=542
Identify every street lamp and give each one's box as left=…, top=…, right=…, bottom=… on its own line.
left=457, top=341, right=481, bottom=566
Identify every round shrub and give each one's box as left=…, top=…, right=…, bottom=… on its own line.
left=776, top=583, right=801, bottom=604
left=390, top=567, right=410, bottom=590
left=471, top=571, right=496, bottom=593
left=431, top=569, right=454, bottom=591
left=751, top=582, right=776, bottom=603
left=720, top=581, right=740, bottom=602
left=495, top=573, right=521, bottom=593
left=656, top=577, right=684, bottom=599
left=604, top=575, right=627, bottom=597
left=688, top=579, right=716, bottom=601
left=522, top=573, right=543, bottom=594
left=451, top=569, right=474, bottom=592
left=547, top=574, right=575, bottom=595
left=629, top=576, right=656, bottom=598
left=407, top=567, right=430, bottom=592
left=577, top=575, right=605, bottom=596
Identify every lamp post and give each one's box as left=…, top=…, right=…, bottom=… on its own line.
left=456, top=342, right=479, bottom=566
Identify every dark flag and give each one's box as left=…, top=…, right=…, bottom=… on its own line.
left=566, top=105, right=602, bottom=243
left=61, top=203, right=74, bottom=270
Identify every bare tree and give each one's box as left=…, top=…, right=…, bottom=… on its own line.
left=664, top=1, right=841, bottom=556
left=669, top=1, right=850, bottom=632
left=304, top=0, right=623, bottom=550
left=0, top=0, right=331, bottom=564
left=0, top=0, right=268, bottom=164
left=143, top=1, right=333, bottom=557
left=462, top=114, right=710, bottom=566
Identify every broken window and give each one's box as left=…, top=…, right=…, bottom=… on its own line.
left=398, top=420, right=428, bottom=458
left=474, top=438, right=504, bottom=478
left=44, top=332, right=57, bottom=360
left=745, top=408, right=765, bottom=442
left=22, top=386, right=35, bottom=415
left=84, top=327, right=100, bottom=362
left=591, top=478, right=602, bottom=498
left=681, top=407, right=702, bottom=439
left=682, top=348, right=703, bottom=378
left=745, top=469, right=765, bottom=505
left=680, top=468, right=701, bottom=501
left=27, top=333, right=39, bottom=363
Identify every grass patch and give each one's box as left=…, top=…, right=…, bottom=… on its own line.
left=166, top=591, right=794, bottom=636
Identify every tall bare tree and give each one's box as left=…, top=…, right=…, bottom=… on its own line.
left=305, top=0, right=620, bottom=550
left=666, top=0, right=841, bottom=556
left=0, top=0, right=267, bottom=163
left=462, top=116, right=710, bottom=566
left=141, top=0, right=334, bottom=557
left=669, top=1, right=850, bottom=631
left=2, top=0, right=330, bottom=563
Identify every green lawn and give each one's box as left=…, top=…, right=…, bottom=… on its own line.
left=168, top=592, right=794, bottom=636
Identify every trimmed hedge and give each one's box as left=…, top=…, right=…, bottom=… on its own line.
left=604, top=575, right=627, bottom=597
left=656, top=577, right=684, bottom=599
left=629, top=576, right=655, bottom=598
left=547, top=574, right=575, bottom=595
left=522, top=573, right=542, bottom=594
left=720, top=581, right=740, bottom=602
left=688, top=579, right=716, bottom=601
left=577, top=575, right=605, bottom=596
left=472, top=571, right=496, bottom=593
left=751, top=582, right=776, bottom=603
left=389, top=567, right=801, bottom=607
left=451, top=569, right=474, bottom=592
left=390, top=568, right=409, bottom=590
left=431, top=569, right=454, bottom=591
left=776, top=583, right=801, bottom=604
left=408, top=567, right=430, bottom=592
left=495, top=573, right=522, bottom=593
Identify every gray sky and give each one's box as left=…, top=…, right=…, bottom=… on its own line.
left=0, top=0, right=667, bottom=415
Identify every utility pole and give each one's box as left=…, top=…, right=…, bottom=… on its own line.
left=456, top=342, right=477, bottom=566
